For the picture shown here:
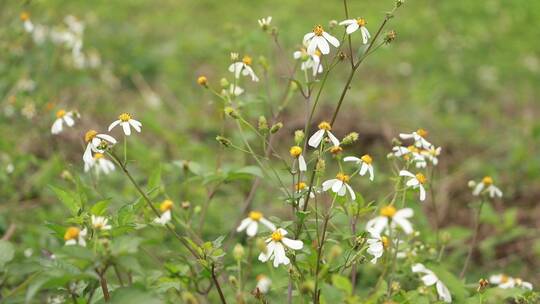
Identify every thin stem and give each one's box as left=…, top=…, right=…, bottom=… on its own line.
left=313, top=194, right=337, bottom=304
left=113, top=264, right=124, bottom=287
left=96, top=266, right=110, bottom=302
left=212, top=264, right=227, bottom=304
left=460, top=198, right=486, bottom=279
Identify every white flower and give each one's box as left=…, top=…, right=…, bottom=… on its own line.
left=84, top=153, right=115, bottom=175
left=344, top=154, right=374, bottom=181
left=20, top=12, right=34, bottom=33
left=258, top=228, right=303, bottom=267
left=399, top=170, right=427, bottom=201
left=421, top=146, right=442, bottom=166
left=295, top=182, right=315, bottom=209
left=91, top=215, right=112, bottom=231
left=258, top=16, right=272, bottom=30
left=222, top=84, right=244, bottom=97
left=366, top=206, right=414, bottom=235
left=472, top=176, right=502, bottom=198
left=154, top=200, right=174, bottom=225
left=290, top=146, right=307, bottom=172
left=256, top=275, right=272, bottom=294
left=51, top=109, right=77, bottom=134
left=399, top=128, right=432, bottom=150
left=108, top=113, right=142, bottom=136
left=366, top=228, right=388, bottom=264
left=293, top=47, right=323, bottom=76
left=64, top=227, right=87, bottom=247
left=339, top=18, right=371, bottom=44
left=83, top=130, right=117, bottom=164
left=489, top=274, right=533, bottom=290
left=322, top=172, right=356, bottom=200
left=308, top=121, right=340, bottom=148
left=237, top=211, right=276, bottom=237
left=392, top=146, right=410, bottom=157
left=412, top=263, right=452, bottom=303
left=228, top=55, right=259, bottom=82
left=303, top=25, right=340, bottom=55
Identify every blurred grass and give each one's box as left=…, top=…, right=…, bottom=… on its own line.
left=1, top=0, right=540, bottom=288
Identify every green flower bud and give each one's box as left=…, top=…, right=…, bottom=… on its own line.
left=224, top=107, right=239, bottom=119
left=270, top=122, right=283, bottom=134
left=220, top=78, right=229, bottom=88
left=233, top=244, right=245, bottom=261
left=258, top=116, right=269, bottom=133
left=294, top=130, right=305, bottom=144
left=341, top=132, right=359, bottom=146
left=216, top=136, right=232, bottom=147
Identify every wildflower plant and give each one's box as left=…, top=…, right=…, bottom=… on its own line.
left=1, top=1, right=538, bottom=304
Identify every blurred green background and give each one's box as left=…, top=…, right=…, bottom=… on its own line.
left=1, top=0, right=539, bottom=293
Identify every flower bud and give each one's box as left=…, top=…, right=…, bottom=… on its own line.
left=258, top=116, right=268, bottom=133
left=468, top=180, right=477, bottom=188
left=229, top=275, right=238, bottom=287
left=220, top=78, right=229, bottom=88
left=385, top=30, right=397, bottom=44
left=316, top=159, right=326, bottom=174
left=256, top=238, right=267, bottom=253
left=395, top=0, right=405, bottom=8
left=294, top=130, right=305, bottom=144
left=181, top=292, right=199, bottom=304
left=197, top=76, right=208, bottom=87
left=224, top=106, right=239, bottom=119
left=330, top=146, right=343, bottom=155
left=181, top=201, right=191, bottom=209
left=270, top=122, right=283, bottom=134
left=300, top=280, right=315, bottom=294
left=230, top=52, right=239, bottom=61
left=329, top=20, right=338, bottom=28
left=216, top=136, right=232, bottom=147
left=477, top=278, right=489, bottom=292
left=341, top=132, right=359, bottom=146
left=233, top=243, right=245, bottom=261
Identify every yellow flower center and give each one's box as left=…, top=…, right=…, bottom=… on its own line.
left=64, top=227, right=80, bottom=241
left=84, top=130, right=98, bottom=143
left=416, top=128, right=428, bottom=138
left=336, top=173, right=350, bottom=183
left=56, top=109, right=66, bottom=118
left=330, top=146, right=343, bottom=154
left=20, top=12, right=30, bottom=21
left=381, top=236, right=389, bottom=249
left=314, top=49, right=322, bottom=57
left=361, top=154, right=373, bottom=164
left=197, top=76, right=208, bottom=86
left=290, top=146, right=302, bottom=157
left=356, top=18, right=367, bottom=27
left=118, top=113, right=131, bottom=122
left=94, top=153, right=104, bottom=160
left=500, top=275, right=509, bottom=283
left=415, top=173, right=427, bottom=184
left=160, top=199, right=174, bottom=212
left=318, top=121, right=331, bottom=130
left=482, top=176, right=493, bottom=185
left=296, top=182, right=307, bottom=191
left=407, top=145, right=419, bottom=153
left=249, top=211, right=263, bottom=221
left=313, top=25, right=324, bottom=36
left=380, top=205, right=397, bottom=218
left=271, top=230, right=283, bottom=241
left=242, top=55, right=252, bottom=65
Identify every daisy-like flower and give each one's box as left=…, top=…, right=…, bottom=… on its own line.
left=51, top=109, right=77, bottom=135
left=290, top=146, right=307, bottom=172
left=303, top=25, right=340, bottom=55
left=339, top=18, right=371, bottom=44
left=237, top=211, right=276, bottom=237
left=412, top=264, right=452, bottom=303
left=400, top=170, right=427, bottom=201
left=293, top=47, right=323, bottom=76
left=399, top=128, right=432, bottom=150
left=344, top=154, right=374, bottom=181
left=258, top=228, right=303, bottom=267
left=322, top=172, right=356, bottom=200
left=108, top=113, right=142, bottom=136
left=295, top=181, right=315, bottom=209
left=366, top=228, right=389, bottom=264
left=472, top=176, right=502, bottom=198
left=256, top=275, right=272, bottom=294
left=308, top=121, right=340, bottom=148
left=366, top=205, right=414, bottom=235
left=64, top=227, right=87, bottom=247
left=154, top=199, right=173, bottom=225
left=421, top=146, right=442, bottom=166
left=82, top=130, right=117, bottom=163
left=84, top=153, right=115, bottom=175
left=91, top=215, right=112, bottom=231
left=489, top=274, right=533, bottom=290
left=258, top=16, right=272, bottom=30
left=228, top=55, right=259, bottom=82
left=20, top=12, right=34, bottom=33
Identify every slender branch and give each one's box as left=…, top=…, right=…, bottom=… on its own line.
left=211, top=264, right=227, bottom=304
left=96, top=266, right=110, bottom=302
left=460, top=198, right=485, bottom=279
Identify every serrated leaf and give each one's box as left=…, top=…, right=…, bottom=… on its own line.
left=91, top=199, right=110, bottom=215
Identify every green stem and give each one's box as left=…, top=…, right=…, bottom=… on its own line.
left=460, top=198, right=486, bottom=279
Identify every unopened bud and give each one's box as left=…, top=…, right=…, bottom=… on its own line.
left=224, top=106, right=239, bottom=119
left=468, top=180, right=477, bottom=188
left=395, top=0, right=405, bottom=8
left=329, top=20, right=338, bottom=28
left=181, top=201, right=191, bottom=209
left=216, top=136, right=232, bottom=147
left=316, top=159, right=326, bottom=174
left=477, top=278, right=489, bottom=292
left=228, top=275, right=238, bottom=287
left=60, top=170, right=73, bottom=181
left=385, top=30, right=397, bottom=44
left=330, top=146, right=343, bottom=155
left=341, top=132, right=359, bottom=145
left=220, top=78, right=229, bottom=88
left=294, top=130, right=305, bottom=144
left=230, top=52, right=239, bottom=61
left=258, top=116, right=268, bottom=133
left=301, top=280, right=315, bottom=294
left=197, top=76, right=208, bottom=87
left=270, top=122, right=283, bottom=134
left=233, top=244, right=245, bottom=261
left=338, top=51, right=347, bottom=61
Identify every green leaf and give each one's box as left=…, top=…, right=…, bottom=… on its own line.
left=111, top=236, right=142, bottom=256
left=147, top=165, right=161, bottom=190
left=331, top=274, right=352, bottom=296
left=0, top=240, right=15, bottom=268
left=91, top=199, right=110, bottom=215
left=109, top=286, right=163, bottom=304
left=227, top=166, right=263, bottom=180
left=49, top=185, right=80, bottom=215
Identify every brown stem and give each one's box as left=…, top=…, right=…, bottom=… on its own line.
left=211, top=264, right=227, bottom=304
left=96, top=267, right=110, bottom=302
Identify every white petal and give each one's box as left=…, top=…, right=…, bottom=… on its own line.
left=368, top=166, right=374, bottom=181
left=51, top=119, right=63, bottom=134
left=393, top=216, right=413, bottom=234
left=282, top=238, right=303, bottom=250
left=327, top=131, right=340, bottom=147
left=273, top=243, right=289, bottom=267
left=339, top=19, right=355, bottom=25
left=346, top=23, right=360, bottom=34
left=322, top=32, right=340, bottom=47
left=108, top=120, right=121, bottom=131
left=419, top=185, right=426, bottom=201
left=308, top=129, right=325, bottom=148
left=399, top=170, right=415, bottom=178
left=315, top=36, right=330, bottom=54
left=129, top=119, right=142, bottom=132
left=97, top=134, right=117, bottom=144
left=322, top=179, right=336, bottom=191
left=303, top=32, right=315, bottom=43
left=343, top=156, right=361, bottom=163
left=436, top=281, right=452, bottom=303
left=259, top=218, right=276, bottom=231
left=121, top=122, right=131, bottom=136
left=395, top=208, right=414, bottom=218
left=298, top=155, right=307, bottom=172
left=63, top=115, right=75, bottom=127
left=345, top=184, right=356, bottom=200
left=332, top=180, right=344, bottom=193
left=359, top=163, right=368, bottom=176
left=421, top=274, right=438, bottom=286
left=246, top=221, right=258, bottom=237
left=366, top=217, right=388, bottom=236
